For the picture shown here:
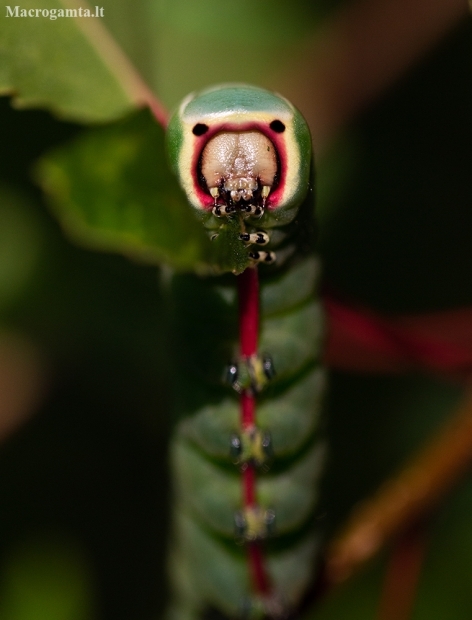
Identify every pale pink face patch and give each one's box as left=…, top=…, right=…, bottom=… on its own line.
left=190, top=122, right=287, bottom=211
left=201, top=131, right=277, bottom=202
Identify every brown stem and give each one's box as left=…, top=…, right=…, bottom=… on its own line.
left=323, top=388, right=472, bottom=586
left=376, top=523, right=429, bottom=620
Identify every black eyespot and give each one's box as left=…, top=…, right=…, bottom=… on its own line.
left=192, top=123, right=209, bottom=136
left=269, top=120, right=285, bottom=133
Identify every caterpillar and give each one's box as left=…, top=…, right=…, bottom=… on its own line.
left=165, top=84, right=326, bottom=620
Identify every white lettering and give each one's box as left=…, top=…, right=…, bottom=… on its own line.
left=4, top=5, right=105, bottom=18
left=5, top=5, right=19, bottom=16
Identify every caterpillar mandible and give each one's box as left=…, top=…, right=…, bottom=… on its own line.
left=165, top=84, right=326, bottom=620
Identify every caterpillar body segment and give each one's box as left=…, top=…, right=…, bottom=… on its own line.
left=167, top=256, right=325, bottom=619
left=165, top=85, right=324, bottom=619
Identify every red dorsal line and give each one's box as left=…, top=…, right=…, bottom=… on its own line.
left=241, top=391, right=255, bottom=430
left=238, top=267, right=259, bottom=358
left=243, top=465, right=256, bottom=507
left=238, top=267, right=258, bottom=430
left=237, top=267, right=272, bottom=601
left=248, top=542, right=271, bottom=595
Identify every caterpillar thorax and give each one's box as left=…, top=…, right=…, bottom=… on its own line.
left=167, top=84, right=313, bottom=272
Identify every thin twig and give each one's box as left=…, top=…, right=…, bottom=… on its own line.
left=376, top=523, right=429, bottom=620
left=323, top=388, right=472, bottom=586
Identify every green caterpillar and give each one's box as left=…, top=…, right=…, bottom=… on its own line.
left=165, top=84, right=326, bottom=620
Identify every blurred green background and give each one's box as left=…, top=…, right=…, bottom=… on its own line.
left=0, top=1, right=472, bottom=619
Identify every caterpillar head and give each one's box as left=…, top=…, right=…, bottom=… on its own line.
left=166, top=84, right=312, bottom=230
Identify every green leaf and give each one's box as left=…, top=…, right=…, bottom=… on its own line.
left=36, top=109, right=217, bottom=271
left=0, top=536, right=96, bottom=620
left=0, top=0, right=156, bottom=122
left=36, top=108, right=253, bottom=273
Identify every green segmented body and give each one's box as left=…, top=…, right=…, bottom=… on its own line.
left=165, top=85, right=325, bottom=619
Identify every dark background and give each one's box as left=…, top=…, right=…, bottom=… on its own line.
left=0, top=4, right=471, bottom=619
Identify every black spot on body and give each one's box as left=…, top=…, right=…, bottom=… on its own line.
left=270, top=120, right=285, bottom=133
left=193, top=123, right=209, bottom=136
